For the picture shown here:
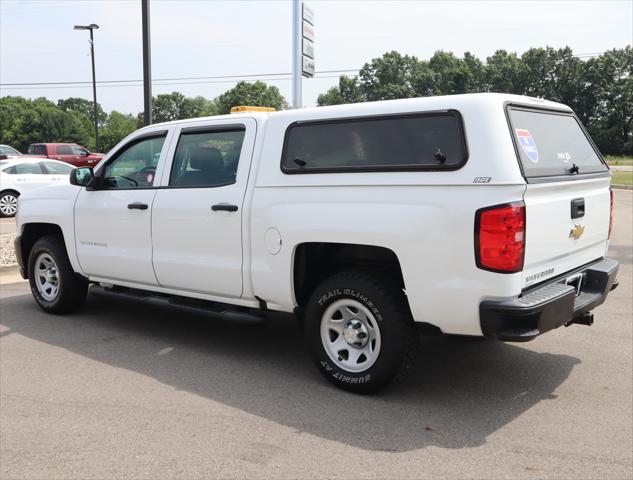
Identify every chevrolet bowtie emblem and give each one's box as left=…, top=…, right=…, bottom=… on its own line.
left=569, top=224, right=585, bottom=240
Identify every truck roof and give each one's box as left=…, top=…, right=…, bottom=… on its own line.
left=140, top=93, right=572, bottom=131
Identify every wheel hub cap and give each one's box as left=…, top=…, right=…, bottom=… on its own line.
left=320, top=298, right=382, bottom=373
left=35, top=253, right=60, bottom=301
left=343, top=319, right=369, bottom=348
left=0, top=195, right=17, bottom=215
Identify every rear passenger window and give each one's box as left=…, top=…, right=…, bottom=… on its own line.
left=281, top=111, right=467, bottom=173
left=9, top=163, right=44, bottom=174
left=169, top=128, right=245, bottom=188
left=28, top=145, right=46, bottom=155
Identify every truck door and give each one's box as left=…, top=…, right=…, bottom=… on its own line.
left=74, top=130, right=171, bottom=285
left=53, top=145, right=78, bottom=165
left=151, top=118, right=256, bottom=298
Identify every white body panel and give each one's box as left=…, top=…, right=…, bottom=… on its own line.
left=151, top=118, right=257, bottom=298
left=74, top=188, right=159, bottom=285
left=522, top=177, right=611, bottom=288
left=15, top=93, right=613, bottom=337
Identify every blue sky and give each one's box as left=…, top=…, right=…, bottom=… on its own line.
left=1, top=0, right=631, bottom=114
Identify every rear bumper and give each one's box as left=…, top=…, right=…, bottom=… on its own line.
left=480, top=258, right=619, bottom=342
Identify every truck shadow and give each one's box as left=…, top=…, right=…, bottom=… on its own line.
left=0, top=291, right=579, bottom=452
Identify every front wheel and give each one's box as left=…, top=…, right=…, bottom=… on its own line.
left=28, top=235, right=88, bottom=314
left=304, top=271, right=419, bottom=393
left=0, top=191, right=18, bottom=217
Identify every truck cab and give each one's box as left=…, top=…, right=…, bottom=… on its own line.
left=14, top=94, right=619, bottom=393
left=27, top=143, right=104, bottom=167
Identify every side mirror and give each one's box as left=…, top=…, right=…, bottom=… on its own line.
left=70, top=167, right=94, bottom=187
left=83, top=151, right=91, bottom=156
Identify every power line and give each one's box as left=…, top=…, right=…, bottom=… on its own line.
left=0, top=50, right=609, bottom=91
left=0, top=69, right=361, bottom=87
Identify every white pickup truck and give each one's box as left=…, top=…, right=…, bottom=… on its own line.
left=14, top=93, right=619, bottom=393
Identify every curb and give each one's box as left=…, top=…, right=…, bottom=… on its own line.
left=612, top=184, right=633, bottom=191
left=0, top=264, right=19, bottom=273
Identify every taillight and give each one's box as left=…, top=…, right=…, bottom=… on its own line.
left=475, top=202, right=526, bottom=273
left=609, top=188, right=614, bottom=239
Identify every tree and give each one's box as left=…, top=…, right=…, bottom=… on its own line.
left=359, top=51, right=420, bottom=101
left=584, top=47, right=633, bottom=155
left=149, top=92, right=216, bottom=123
left=485, top=50, right=523, bottom=93
left=0, top=96, right=90, bottom=152
left=214, top=81, right=288, bottom=114
left=100, top=111, right=138, bottom=152
left=317, top=76, right=364, bottom=106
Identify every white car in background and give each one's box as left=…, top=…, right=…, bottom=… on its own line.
left=0, top=158, right=75, bottom=217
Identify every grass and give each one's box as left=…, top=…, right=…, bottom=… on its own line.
left=605, top=155, right=633, bottom=166
left=611, top=170, right=633, bottom=186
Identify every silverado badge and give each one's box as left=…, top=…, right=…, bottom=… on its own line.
left=569, top=224, right=585, bottom=240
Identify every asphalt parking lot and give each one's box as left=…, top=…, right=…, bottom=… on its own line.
left=1, top=190, right=631, bottom=480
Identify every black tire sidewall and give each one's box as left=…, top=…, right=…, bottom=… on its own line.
left=27, top=236, right=86, bottom=313
left=305, top=272, right=411, bottom=392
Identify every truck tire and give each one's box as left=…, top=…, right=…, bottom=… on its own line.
left=28, top=235, right=88, bottom=314
left=304, top=270, right=419, bottom=393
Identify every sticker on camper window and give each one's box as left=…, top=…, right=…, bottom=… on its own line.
left=515, top=129, right=539, bottom=163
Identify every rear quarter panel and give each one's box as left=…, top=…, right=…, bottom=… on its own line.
left=249, top=95, right=530, bottom=336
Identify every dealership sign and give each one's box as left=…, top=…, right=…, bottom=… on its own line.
left=302, top=3, right=314, bottom=77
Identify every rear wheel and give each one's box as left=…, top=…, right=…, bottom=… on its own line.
left=304, top=270, right=419, bottom=393
left=28, top=235, right=88, bottom=313
left=0, top=191, right=18, bottom=217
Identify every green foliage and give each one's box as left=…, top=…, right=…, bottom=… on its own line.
left=99, top=111, right=138, bottom=152
left=0, top=96, right=91, bottom=152
left=150, top=92, right=217, bottom=123
left=214, top=81, right=289, bottom=114
left=317, top=46, right=632, bottom=156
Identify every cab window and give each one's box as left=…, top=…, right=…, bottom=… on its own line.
left=102, top=134, right=166, bottom=189
left=55, top=145, right=75, bottom=155
left=169, top=128, right=245, bottom=188
left=71, top=145, right=88, bottom=155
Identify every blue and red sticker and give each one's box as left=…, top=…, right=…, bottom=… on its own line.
left=516, top=129, right=539, bottom=163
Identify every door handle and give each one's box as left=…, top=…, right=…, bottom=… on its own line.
left=211, top=203, right=238, bottom=212
left=127, top=202, right=149, bottom=210
left=571, top=198, right=585, bottom=219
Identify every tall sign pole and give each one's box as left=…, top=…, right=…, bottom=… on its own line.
left=292, top=0, right=315, bottom=109
left=292, top=0, right=302, bottom=108
left=142, top=0, right=152, bottom=125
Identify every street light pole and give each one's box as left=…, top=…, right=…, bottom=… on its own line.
left=74, top=24, right=100, bottom=152
left=142, top=0, right=152, bottom=126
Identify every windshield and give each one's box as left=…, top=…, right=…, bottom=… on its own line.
left=508, top=108, right=607, bottom=178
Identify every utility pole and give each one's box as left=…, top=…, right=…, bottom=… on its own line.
left=142, top=0, right=152, bottom=125
left=292, top=0, right=302, bottom=108
left=73, top=24, right=100, bottom=151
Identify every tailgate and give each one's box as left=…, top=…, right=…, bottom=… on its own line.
left=522, top=178, right=611, bottom=288
left=506, top=105, right=612, bottom=289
